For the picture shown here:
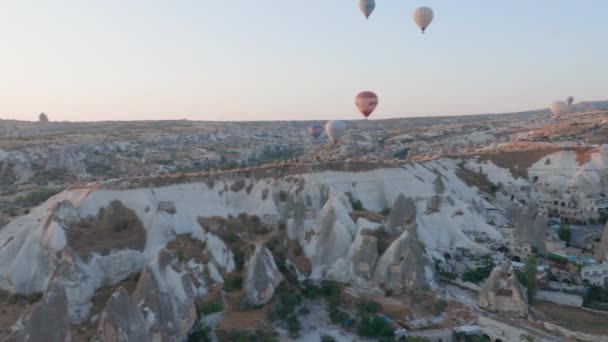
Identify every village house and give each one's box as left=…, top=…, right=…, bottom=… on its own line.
left=581, top=262, right=608, bottom=286
left=536, top=188, right=608, bottom=223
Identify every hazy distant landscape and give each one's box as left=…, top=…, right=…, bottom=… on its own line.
left=1, top=103, right=607, bottom=341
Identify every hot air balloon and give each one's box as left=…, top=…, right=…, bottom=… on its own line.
left=307, top=123, right=323, bottom=140
left=566, top=96, right=574, bottom=106
left=355, top=91, right=378, bottom=119
left=359, top=0, right=376, bottom=20
left=550, top=101, right=568, bottom=119
left=413, top=7, right=434, bottom=33
left=325, top=120, right=346, bottom=144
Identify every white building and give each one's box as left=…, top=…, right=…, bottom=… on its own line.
left=581, top=263, right=608, bottom=286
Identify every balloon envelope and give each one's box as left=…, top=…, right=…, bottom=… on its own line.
left=359, top=0, right=376, bottom=20
left=307, top=123, right=323, bottom=140
left=566, top=96, right=574, bottom=105
left=414, top=7, right=434, bottom=33
left=355, top=91, right=378, bottom=118
left=550, top=101, right=568, bottom=118
left=325, top=120, right=346, bottom=144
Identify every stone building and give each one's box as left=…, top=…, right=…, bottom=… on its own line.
left=581, top=263, right=608, bottom=286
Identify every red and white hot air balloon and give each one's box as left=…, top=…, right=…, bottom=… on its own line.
left=355, top=91, right=378, bottom=119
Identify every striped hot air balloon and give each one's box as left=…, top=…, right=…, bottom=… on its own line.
left=414, top=7, right=434, bottom=33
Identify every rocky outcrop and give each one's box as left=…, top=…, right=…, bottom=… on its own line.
left=426, top=195, right=441, bottom=214
left=373, top=200, right=429, bottom=292
left=504, top=203, right=522, bottom=225
left=514, top=202, right=546, bottom=254
left=4, top=283, right=71, bottom=342
left=386, top=194, right=417, bottom=235
left=478, top=261, right=528, bottom=317
left=347, top=232, right=379, bottom=284
left=132, top=249, right=197, bottom=341
left=304, top=195, right=356, bottom=278
left=433, top=175, right=445, bottom=194
left=157, top=201, right=176, bottom=214
left=595, top=222, right=608, bottom=262
left=97, top=287, right=150, bottom=342
left=51, top=251, right=100, bottom=322
left=244, top=245, right=283, bottom=306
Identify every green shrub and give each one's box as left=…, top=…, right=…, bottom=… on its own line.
left=177, top=250, right=185, bottom=262
left=329, top=305, right=350, bottom=325
left=301, top=281, right=321, bottom=299
left=233, top=249, right=245, bottom=271
left=223, top=231, right=241, bottom=245
left=286, top=315, right=301, bottom=338
left=583, top=285, right=608, bottom=309
left=357, top=315, right=395, bottom=339
left=515, top=256, right=537, bottom=304
left=321, top=335, right=337, bottom=342
left=223, top=275, right=243, bottom=292
left=20, top=188, right=64, bottom=206
left=351, top=200, right=364, bottom=211
left=380, top=207, right=391, bottom=216
left=462, top=262, right=495, bottom=284
left=187, top=325, right=212, bottom=342
left=357, top=299, right=382, bottom=314
left=558, top=223, right=572, bottom=245
left=201, top=300, right=223, bottom=315
left=269, top=287, right=302, bottom=322
left=434, top=298, right=448, bottom=314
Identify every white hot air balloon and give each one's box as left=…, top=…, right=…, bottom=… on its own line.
left=566, top=96, right=574, bottom=106
left=325, top=120, right=346, bottom=144
left=359, top=0, right=376, bottom=20
left=413, top=7, right=434, bottom=33
left=550, top=101, right=568, bottom=119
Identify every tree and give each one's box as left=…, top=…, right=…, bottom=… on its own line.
left=38, top=112, right=49, bottom=123
left=600, top=212, right=608, bottom=224
left=516, top=256, right=537, bottom=304
left=558, top=223, right=572, bottom=245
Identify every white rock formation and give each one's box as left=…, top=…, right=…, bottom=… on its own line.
left=244, top=244, right=283, bottom=306
left=373, top=198, right=430, bottom=293
left=132, top=249, right=197, bottom=341
left=97, top=287, right=150, bottom=342
left=0, top=159, right=510, bottom=323
left=514, top=202, right=547, bottom=254
left=478, top=261, right=528, bottom=317
left=4, top=282, right=71, bottom=342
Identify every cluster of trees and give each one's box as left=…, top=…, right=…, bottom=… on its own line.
left=558, top=223, right=572, bottom=245
left=515, top=256, right=537, bottom=304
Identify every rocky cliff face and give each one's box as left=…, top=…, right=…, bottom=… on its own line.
left=0, top=159, right=512, bottom=338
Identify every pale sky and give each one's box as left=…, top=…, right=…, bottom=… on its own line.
left=0, top=1, right=606, bottom=121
